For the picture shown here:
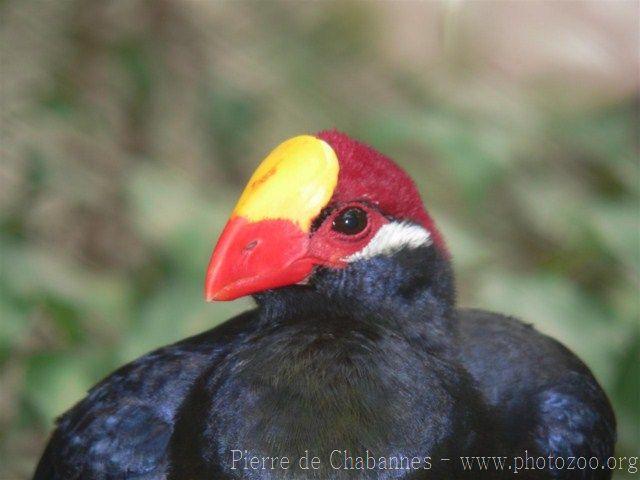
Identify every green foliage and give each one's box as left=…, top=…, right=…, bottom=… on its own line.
left=0, top=1, right=637, bottom=478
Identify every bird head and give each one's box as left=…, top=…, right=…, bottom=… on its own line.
left=205, top=130, right=449, bottom=303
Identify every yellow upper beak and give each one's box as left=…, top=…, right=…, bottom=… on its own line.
left=232, top=135, right=339, bottom=230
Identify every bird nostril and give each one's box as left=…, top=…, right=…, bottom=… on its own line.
left=243, top=240, right=258, bottom=252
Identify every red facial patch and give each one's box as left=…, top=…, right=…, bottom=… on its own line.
left=307, top=203, right=390, bottom=266
left=316, top=130, right=446, bottom=252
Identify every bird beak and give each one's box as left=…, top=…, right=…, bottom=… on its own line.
left=205, top=135, right=339, bottom=301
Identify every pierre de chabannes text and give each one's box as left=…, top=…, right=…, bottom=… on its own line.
left=230, top=449, right=639, bottom=474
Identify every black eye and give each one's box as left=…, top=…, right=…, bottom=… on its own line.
left=332, top=207, right=368, bottom=235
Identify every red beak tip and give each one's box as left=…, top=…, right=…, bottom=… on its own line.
left=204, top=217, right=314, bottom=302
left=204, top=287, right=221, bottom=302
left=205, top=286, right=235, bottom=302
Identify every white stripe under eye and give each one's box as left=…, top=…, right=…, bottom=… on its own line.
left=345, top=222, right=432, bottom=262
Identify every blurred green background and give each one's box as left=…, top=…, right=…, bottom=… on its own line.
left=1, top=0, right=638, bottom=478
